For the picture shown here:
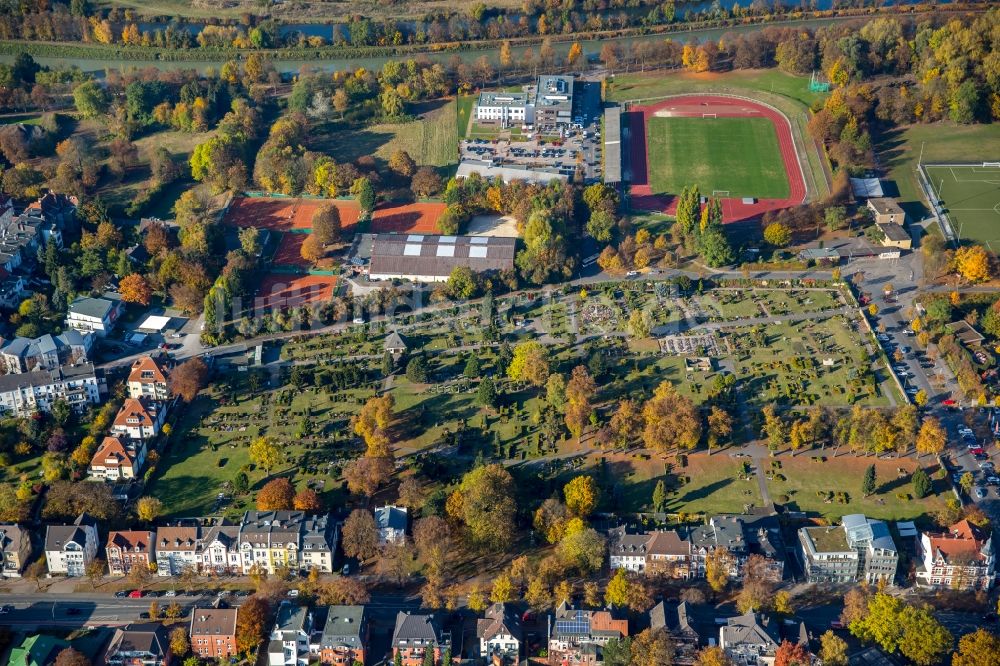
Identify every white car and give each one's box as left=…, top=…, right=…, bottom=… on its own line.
left=626, top=271, right=639, bottom=277
left=352, top=317, right=365, bottom=324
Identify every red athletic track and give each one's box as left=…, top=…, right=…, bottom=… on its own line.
left=627, top=95, right=806, bottom=223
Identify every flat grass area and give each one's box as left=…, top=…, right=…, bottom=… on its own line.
left=878, top=123, right=1000, bottom=230
left=457, top=95, right=475, bottom=139
left=923, top=164, right=1000, bottom=250
left=647, top=116, right=789, bottom=199
left=313, top=100, right=458, bottom=168
left=766, top=455, right=947, bottom=522
left=609, top=69, right=830, bottom=201
left=665, top=453, right=763, bottom=515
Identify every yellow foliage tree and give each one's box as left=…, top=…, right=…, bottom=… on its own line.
left=955, top=245, right=992, bottom=283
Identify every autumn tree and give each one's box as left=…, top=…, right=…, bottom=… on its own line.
left=954, top=245, right=992, bottom=283
left=119, top=273, right=152, bottom=305
left=707, top=406, right=733, bottom=448
left=763, top=222, right=792, bottom=248
left=447, top=464, right=516, bottom=550
left=300, top=234, right=324, bottom=264
left=54, top=649, right=90, bottom=666
left=773, top=640, right=810, bottom=666
left=169, top=357, right=209, bottom=403
left=694, top=646, right=733, bottom=666
left=136, top=496, right=163, bottom=522
left=249, top=436, right=282, bottom=474
left=704, top=548, right=731, bottom=593
left=916, top=417, right=946, bottom=456
left=312, top=205, right=342, bottom=246
left=317, top=576, right=370, bottom=605
left=257, top=478, right=295, bottom=510
left=952, top=628, right=1000, bottom=666
left=563, top=475, right=599, bottom=518
left=507, top=341, right=550, bottom=387
left=388, top=150, right=417, bottom=178
left=352, top=394, right=395, bottom=456
left=556, top=518, right=605, bottom=574
left=564, top=365, right=596, bottom=440
left=490, top=572, right=514, bottom=603
left=819, top=631, right=848, bottom=666
left=169, top=627, right=190, bottom=658
left=630, top=628, right=676, bottom=666
left=342, top=509, right=379, bottom=561
left=643, top=381, right=702, bottom=452
left=343, top=456, right=393, bottom=497
left=293, top=488, right=322, bottom=512
left=235, top=596, right=270, bottom=654
left=414, top=515, right=453, bottom=584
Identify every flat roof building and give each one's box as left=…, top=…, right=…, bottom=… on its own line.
left=534, top=75, right=575, bottom=128
left=476, top=91, right=532, bottom=127
left=368, top=234, right=516, bottom=283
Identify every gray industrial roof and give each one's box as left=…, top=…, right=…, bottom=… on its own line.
left=478, top=91, right=528, bottom=107
left=369, top=233, right=516, bottom=279
left=456, top=160, right=569, bottom=184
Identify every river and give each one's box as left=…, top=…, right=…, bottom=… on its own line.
left=0, top=15, right=868, bottom=76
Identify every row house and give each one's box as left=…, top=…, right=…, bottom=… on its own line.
left=191, top=608, right=238, bottom=660
left=88, top=436, right=147, bottom=481
left=316, top=605, right=368, bottom=666
left=200, top=524, right=242, bottom=574
left=916, top=519, right=995, bottom=590
left=103, top=622, right=172, bottom=666
left=111, top=397, right=168, bottom=442
left=268, top=604, right=313, bottom=666
left=690, top=513, right=785, bottom=582
left=107, top=530, right=155, bottom=576
left=649, top=601, right=710, bottom=665
left=0, top=362, right=103, bottom=417
left=127, top=355, right=171, bottom=401
left=44, top=513, right=99, bottom=577
left=548, top=603, right=629, bottom=666
left=0, top=192, right=76, bottom=275
left=392, top=611, right=450, bottom=666
left=719, top=611, right=808, bottom=666
left=0, top=330, right=92, bottom=374
left=239, top=510, right=338, bottom=575
left=608, top=528, right=692, bottom=577
left=0, top=524, right=33, bottom=578
left=155, top=526, right=201, bottom=576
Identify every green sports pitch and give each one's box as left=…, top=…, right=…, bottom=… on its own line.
left=923, top=164, right=1000, bottom=248
left=646, top=116, right=790, bottom=199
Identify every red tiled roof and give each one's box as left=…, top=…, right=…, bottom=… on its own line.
left=108, top=530, right=153, bottom=552
left=89, top=436, right=134, bottom=469
left=128, top=356, right=167, bottom=385
left=114, top=398, right=155, bottom=428
left=928, top=520, right=989, bottom=563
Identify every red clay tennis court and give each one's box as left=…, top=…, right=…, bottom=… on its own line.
left=627, top=94, right=806, bottom=223
left=225, top=197, right=446, bottom=235
left=371, top=202, right=446, bottom=234
left=272, top=233, right=309, bottom=268
left=224, top=197, right=361, bottom=232
left=255, top=274, right=337, bottom=310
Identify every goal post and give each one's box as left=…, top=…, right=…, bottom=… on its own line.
left=701, top=113, right=717, bottom=119
left=712, top=190, right=730, bottom=197
left=983, top=162, right=1000, bottom=168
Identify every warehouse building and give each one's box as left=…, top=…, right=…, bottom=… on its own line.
left=368, top=234, right=516, bottom=283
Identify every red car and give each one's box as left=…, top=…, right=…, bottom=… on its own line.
left=970, top=448, right=985, bottom=456
left=943, top=399, right=957, bottom=406
left=128, top=590, right=143, bottom=598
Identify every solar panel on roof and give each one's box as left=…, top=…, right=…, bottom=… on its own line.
left=469, top=246, right=488, bottom=258
left=406, top=234, right=425, bottom=242
left=439, top=236, right=457, bottom=243
left=470, top=237, right=489, bottom=244
left=403, top=244, right=422, bottom=256
left=436, top=245, right=455, bottom=257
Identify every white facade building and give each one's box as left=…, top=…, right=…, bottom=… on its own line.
left=0, top=363, right=102, bottom=417
left=45, top=513, right=99, bottom=577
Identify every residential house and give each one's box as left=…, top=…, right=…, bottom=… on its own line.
left=111, top=397, right=167, bottom=441
left=0, top=362, right=103, bottom=416
left=719, top=612, right=782, bottom=666
left=391, top=612, right=450, bottom=666
left=107, top=530, right=155, bottom=576
left=375, top=505, right=407, bottom=545
left=127, top=355, right=171, bottom=401
left=690, top=513, right=785, bottom=582
left=477, top=603, right=522, bottom=663
left=25, top=191, right=79, bottom=243
left=268, top=604, right=313, bottom=666
left=155, top=526, right=201, bottom=576
left=316, top=605, right=368, bottom=666
left=190, top=608, right=238, bottom=659
left=103, top=622, right=172, bottom=666
left=548, top=603, right=629, bottom=666
left=608, top=527, right=692, bottom=577
left=0, top=330, right=92, bottom=374
left=88, top=436, right=146, bottom=481
left=877, top=221, right=912, bottom=250
left=843, top=514, right=899, bottom=585
left=45, top=513, right=99, bottom=576
left=65, top=295, right=123, bottom=337
left=798, top=525, right=859, bottom=584
left=384, top=332, right=407, bottom=356
left=8, top=634, right=71, bottom=666
left=916, top=519, right=995, bottom=590
left=199, top=524, right=242, bottom=574
left=0, top=269, right=30, bottom=309
left=0, top=524, right=32, bottom=578
left=649, top=601, right=712, bottom=665
left=300, top=513, right=338, bottom=573
left=238, top=510, right=337, bottom=575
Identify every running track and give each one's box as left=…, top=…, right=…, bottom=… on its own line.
left=627, top=94, right=807, bottom=223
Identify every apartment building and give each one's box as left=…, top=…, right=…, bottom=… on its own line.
left=127, top=355, right=170, bottom=401
left=0, top=362, right=102, bottom=416
left=190, top=608, right=238, bottom=660
left=45, top=513, right=99, bottom=576
left=106, top=530, right=155, bottom=576
left=916, top=519, right=995, bottom=590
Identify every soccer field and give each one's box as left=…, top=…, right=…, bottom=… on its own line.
left=923, top=164, right=1000, bottom=249
left=646, top=116, right=790, bottom=199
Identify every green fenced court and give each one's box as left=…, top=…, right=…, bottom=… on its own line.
left=923, top=163, right=1000, bottom=248
left=646, top=115, right=790, bottom=199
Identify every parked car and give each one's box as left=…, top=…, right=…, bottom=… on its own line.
left=0, top=605, right=11, bottom=614
left=138, top=612, right=150, bottom=620
left=987, top=476, right=1000, bottom=485
left=975, top=487, right=988, bottom=499
left=128, top=590, right=143, bottom=599
left=287, top=589, right=299, bottom=598
left=114, top=590, right=129, bottom=598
